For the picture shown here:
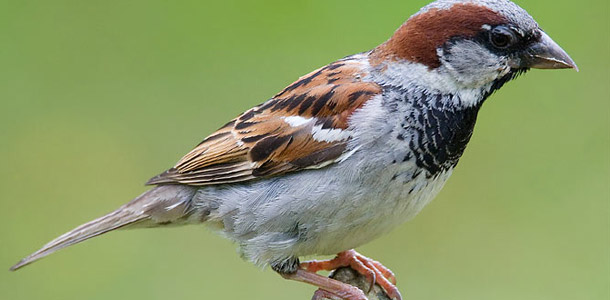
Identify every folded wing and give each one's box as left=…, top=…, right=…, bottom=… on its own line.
left=147, top=58, right=381, bottom=186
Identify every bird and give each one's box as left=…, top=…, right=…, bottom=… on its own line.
left=10, top=0, right=577, bottom=299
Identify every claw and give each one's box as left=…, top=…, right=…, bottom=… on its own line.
left=300, top=250, right=402, bottom=300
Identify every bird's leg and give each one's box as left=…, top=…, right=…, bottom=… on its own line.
left=273, top=258, right=367, bottom=300
left=301, top=250, right=402, bottom=300
left=311, top=288, right=345, bottom=300
left=279, top=269, right=367, bottom=300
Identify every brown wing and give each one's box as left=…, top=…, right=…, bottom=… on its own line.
left=146, top=58, right=382, bottom=186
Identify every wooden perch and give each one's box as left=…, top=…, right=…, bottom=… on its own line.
left=316, top=267, right=392, bottom=300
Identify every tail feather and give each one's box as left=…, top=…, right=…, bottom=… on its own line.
left=10, top=185, right=198, bottom=271
left=10, top=209, right=147, bottom=271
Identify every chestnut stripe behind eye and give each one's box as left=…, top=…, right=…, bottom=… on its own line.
left=372, top=3, right=507, bottom=68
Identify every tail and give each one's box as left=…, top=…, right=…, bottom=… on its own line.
left=10, top=185, right=197, bottom=271
left=10, top=208, right=147, bottom=271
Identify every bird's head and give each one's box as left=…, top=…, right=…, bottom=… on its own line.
left=372, top=0, right=577, bottom=105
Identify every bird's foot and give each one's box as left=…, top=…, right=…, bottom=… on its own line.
left=311, top=288, right=350, bottom=300
left=301, top=249, right=401, bottom=300
left=280, top=269, right=367, bottom=300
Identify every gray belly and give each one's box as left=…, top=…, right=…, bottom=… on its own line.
left=191, top=150, right=452, bottom=267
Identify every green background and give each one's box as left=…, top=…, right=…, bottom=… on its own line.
left=1, top=0, right=608, bottom=299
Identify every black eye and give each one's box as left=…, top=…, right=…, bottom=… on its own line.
left=489, top=26, right=517, bottom=49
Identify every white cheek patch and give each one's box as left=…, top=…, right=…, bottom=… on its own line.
left=283, top=116, right=314, bottom=127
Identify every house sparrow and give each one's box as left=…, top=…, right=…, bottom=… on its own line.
left=11, top=0, right=577, bottom=299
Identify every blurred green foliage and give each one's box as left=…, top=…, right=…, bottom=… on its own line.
left=1, top=0, right=608, bottom=299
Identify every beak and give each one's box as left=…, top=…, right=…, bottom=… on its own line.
left=510, top=31, right=579, bottom=71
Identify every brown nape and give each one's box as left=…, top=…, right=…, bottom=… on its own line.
left=372, top=3, right=507, bottom=68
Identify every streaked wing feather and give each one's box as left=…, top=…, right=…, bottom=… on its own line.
left=146, top=58, right=381, bottom=186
